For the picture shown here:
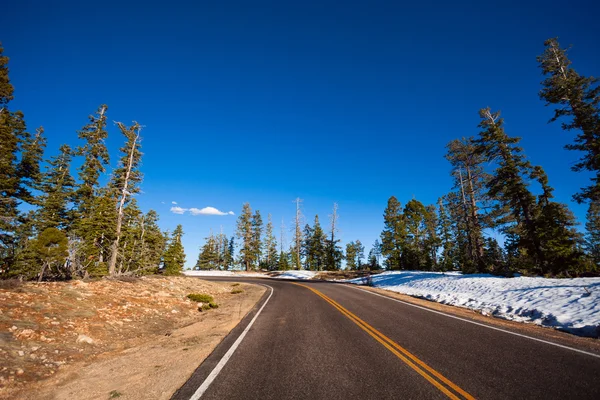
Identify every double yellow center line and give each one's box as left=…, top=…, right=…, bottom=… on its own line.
left=293, top=283, right=475, bottom=400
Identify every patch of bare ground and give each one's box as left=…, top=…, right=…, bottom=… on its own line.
left=0, top=276, right=265, bottom=400
left=351, top=284, right=600, bottom=355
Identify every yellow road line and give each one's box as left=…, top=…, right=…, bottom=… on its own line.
left=294, top=283, right=475, bottom=400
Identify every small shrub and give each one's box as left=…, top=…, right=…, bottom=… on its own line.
left=199, top=302, right=218, bottom=311
left=187, top=293, right=214, bottom=303
left=231, top=283, right=240, bottom=287
left=109, top=390, right=122, bottom=398
left=231, top=289, right=243, bottom=294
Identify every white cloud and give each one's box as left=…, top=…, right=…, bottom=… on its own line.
left=189, top=206, right=234, bottom=216
left=170, top=206, right=234, bottom=216
left=172, top=201, right=177, bottom=204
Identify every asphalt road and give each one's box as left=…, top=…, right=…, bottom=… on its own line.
left=173, top=278, right=600, bottom=400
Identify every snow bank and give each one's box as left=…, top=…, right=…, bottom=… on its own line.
left=272, top=270, right=317, bottom=280
left=184, top=270, right=266, bottom=277
left=348, top=271, right=600, bottom=337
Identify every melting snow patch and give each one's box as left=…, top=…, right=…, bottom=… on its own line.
left=348, top=271, right=600, bottom=337
left=273, top=271, right=317, bottom=280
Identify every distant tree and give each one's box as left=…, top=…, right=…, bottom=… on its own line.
left=367, top=239, right=382, bottom=270
left=226, top=236, right=235, bottom=270
left=324, top=203, right=343, bottom=270
left=263, top=214, right=278, bottom=270
left=304, top=215, right=326, bottom=270
left=292, top=198, right=304, bottom=270
left=163, top=225, right=185, bottom=275
left=236, top=203, right=254, bottom=271
left=381, top=196, right=405, bottom=270
left=345, top=242, right=358, bottom=270
left=196, top=231, right=218, bottom=270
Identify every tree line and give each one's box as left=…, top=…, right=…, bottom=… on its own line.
left=0, top=44, right=187, bottom=281
left=383, top=38, right=600, bottom=277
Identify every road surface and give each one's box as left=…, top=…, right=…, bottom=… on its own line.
left=172, top=278, right=600, bottom=400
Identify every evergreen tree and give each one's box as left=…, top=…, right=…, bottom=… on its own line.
left=538, top=38, right=600, bottom=204
left=423, top=204, right=440, bottom=270
left=77, top=190, right=117, bottom=277
left=75, top=105, right=109, bottom=217
left=355, top=240, right=365, bottom=269
left=476, top=108, right=583, bottom=275
left=236, top=203, right=253, bottom=271
left=585, top=201, right=600, bottom=269
left=264, top=214, right=279, bottom=270
left=196, top=231, right=219, bottom=270
left=251, top=210, right=263, bottom=269
left=345, top=242, right=358, bottom=270
left=139, top=210, right=166, bottom=274
left=226, top=236, right=235, bottom=270
left=367, top=240, right=382, bottom=270
left=445, top=137, right=489, bottom=271
left=381, top=196, right=405, bottom=270
left=292, top=198, right=304, bottom=270
left=324, top=203, right=343, bottom=270
left=18, top=126, right=46, bottom=205
left=437, top=197, right=455, bottom=271
left=37, top=144, right=76, bottom=232
left=107, top=122, right=143, bottom=276
left=163, top=225, right=185, bottom=275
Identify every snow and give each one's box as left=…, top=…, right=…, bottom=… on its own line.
left=347, top=271, right=600, bottom=337
left=272, top=270, right=317, bottom=280
left=184, top=270, right=266, bottom=277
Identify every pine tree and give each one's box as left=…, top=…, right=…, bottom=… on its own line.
left=107, top=122, right=143, bottom=276
left=381, top=196, right=405, bottom=270
left=324, top=203, right=343, bottom=270
left=423, top=204, right=440, bottom=270
left=77, top=190, right=117, bottom=277
left=476, top=108, right=583, bottom=275
left=585, top=201, right=600, bottom=269
left=75, top=105, right=109, bottom=217
left=445, top=137, right=489, bottom=271
left=310, top=215, right=326, bottom=270
left=139, top=210, right=166, bottom=274
left=226, top=236, right=235, bottom=270
left=355, top=240, right=365, bottom=270
left=18, top=126, right=46, bottom=205
left=37, top=144, right=76, bottom=232
left=538, top=38, right=600, bottom=204
left=236, top=203, right=253, bottom=271
left=251, top=210, right=263, bottom=269
left=0, top=46, right=46, bottom=274
left=367, top=240, right=382, bottom=270
left=264, top=214, right=278, bottom=270
left=196, top=231, right=219, bottom=270
left=345, top=242, right=358, bottom=270
left=163, top=225, right=185, bottom=275
left=437, top=197, right=455, bottom=271
left=292, top=198, right=303, bottom=270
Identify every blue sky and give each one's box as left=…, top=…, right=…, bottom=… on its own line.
left=2, top=0, right=599, bottom=268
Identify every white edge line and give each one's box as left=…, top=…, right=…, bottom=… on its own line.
left=189, top=284, right=274, bottom=400
left=347, top=284, right=600, bottom=359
